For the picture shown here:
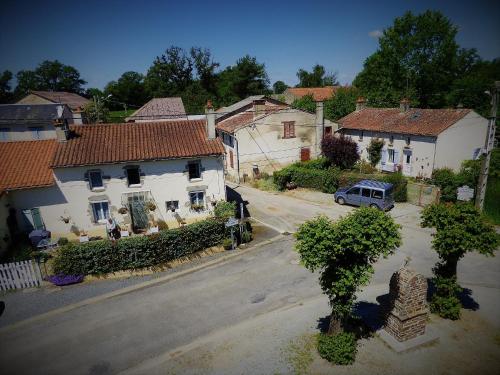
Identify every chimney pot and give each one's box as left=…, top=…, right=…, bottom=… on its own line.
left=400, top=98, right=410, bottom=112
left=205, top=103, right=216, bottom=140
left=356, top=97, right=367, bottom=111
left=53, top=118, right=69, bottom=142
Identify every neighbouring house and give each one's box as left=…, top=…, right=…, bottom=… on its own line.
left=0, top=104, right=74, bottom=142
left=280, top=86, right=341, bottom=104
left=336, top=98, right=489, bottom=178
left=215, top=97, right=337, bottom=182
left=0, top=117, right=225, bottom=242
left=126, top=97, right=187, bottom=122
left=17, top=91, right=90, bottom=124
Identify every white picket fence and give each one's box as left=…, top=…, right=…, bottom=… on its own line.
left=0, top=260, right=43, bottom=291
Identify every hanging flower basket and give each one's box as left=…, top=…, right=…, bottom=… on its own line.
left=47, top=274, right=84, bottom=286
left=118, top=207, right=128, bottom=214
left=146, top=201, right=157, bottom=211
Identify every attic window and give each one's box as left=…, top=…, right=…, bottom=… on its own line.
left=126, top=167, right=141, bottom=186
left=406, top=136, right=411, bottom=146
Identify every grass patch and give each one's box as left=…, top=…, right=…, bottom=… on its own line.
left=251, top=177, right=278, bottom=191
left=484, top=177, right=500, bottom=225
left=281, top=333, right=317, bottom=375
left=108, top=109, right=136, bottom=123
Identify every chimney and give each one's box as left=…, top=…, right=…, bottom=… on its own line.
left=400, top=98, right=410, bottom=112
left=356, top=97, right=367, bottom=111
left=53, top=106, right=69, bottom=142
left=315, top=101, right=324, bottom=157
left=253, top=99, right=266, bottom=119
left=205, top=100, right=216, bottom=140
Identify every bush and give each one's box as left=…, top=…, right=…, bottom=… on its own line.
left=430, top=275, right=462, bottom=320
left=431, top=168, right=458, bottom=202
left=381, top=172, right=408, bottom=202
left=273, top=165, right=341, bottom=193
left=57, top=237, right=69, bottom=246
left=52, top=218, right=227, bottom=275
left=321, top=135, right=360, bottom=170
left=241, top=231, right=252, bottom=243
left=317, top=332, right=357, bottom=365
left=300, top=157, right=331, bottom=170
left=353, top=160, right=377, bottom=174
left=222, top=238, right=233, bottom=249
left=214, top=200, right=236, bottom=220
left=156, top=219, right=168, bottom=231
left=367, top=138, right=384, bottom=166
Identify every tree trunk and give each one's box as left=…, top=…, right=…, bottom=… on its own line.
left=327, top=312, right=343, bottom=335
left=444, top=255, right=459, bottom=279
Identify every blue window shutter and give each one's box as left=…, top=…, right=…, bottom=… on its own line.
left=381, top=149, right=388, bottom=164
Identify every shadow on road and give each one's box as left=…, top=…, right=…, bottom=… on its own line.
left=226, top=185, right=251, bottom=219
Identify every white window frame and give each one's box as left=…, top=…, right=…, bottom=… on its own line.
left=189, top=191, right=205, bottom=209
left=91, top=201, right=110, bottom=224
left=388, top=148, right=395, bottom=163
left=88, top=170, right=104, bottom=191
left=166, top=200, right=179, bottom=212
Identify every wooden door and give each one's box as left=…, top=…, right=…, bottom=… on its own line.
left=300, top=147, right=310, bottom=161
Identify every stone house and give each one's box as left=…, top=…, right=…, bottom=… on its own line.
left=17, top=91, right=90, bottom=124
left=215, top=97, right=337, bottom=182
left=0, top=117, right=225, bottom=243
left=0, top=104, right=74, bottom=142
left=336, top=98, right=488, bottom=178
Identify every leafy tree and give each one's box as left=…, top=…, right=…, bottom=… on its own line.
left=83, top=99, right=109, bottom=124
left=321, top=135, right=360, bottom=169
left=190, top=47, right=219, bottom=95
left=217, top=55, right=270, bottom=106
left=14, top=70, right=40, bottom=98
left=181, top=81, right=211, bottom=114
left=291, top=93, right=316, bottom=113
left=353, top=10, right=477, bottom=108
left=295, top=209, right=401, bottom=334
left=367, top=138, right=385, bottom=166
left=296, top=64, right=338, bottom=87
left=84, top=87, right=105, bottom=99
left=104, top=71, right=147, bottom=109
left=324, top=87, right=359, bottom=121
left=0, top=70, right=13, bottom=103
left=273, top=80, right=288, bottom=94
left=421, top=203, right=499, bottom=319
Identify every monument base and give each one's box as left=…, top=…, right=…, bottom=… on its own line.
left=377, top=326, right=439, bottom=353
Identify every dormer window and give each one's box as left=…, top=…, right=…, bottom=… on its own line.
left=406, top=136, right=411, bottom=146
left=88, top=170, right=104, bottom=190
left=359, top=131, right=364, bottom=141
left=126, top=167, right=141, bottom=187
left=389, top=135, right=394, bottom=145
left=188, top=160, right=202, bottom=180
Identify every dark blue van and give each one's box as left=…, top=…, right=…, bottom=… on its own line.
left=334, top=180, right=394, bottom=211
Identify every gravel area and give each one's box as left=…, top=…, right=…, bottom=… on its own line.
left=0, top=222, right=278, bottom=328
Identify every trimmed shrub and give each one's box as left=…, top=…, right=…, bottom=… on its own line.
left=57, top=237, right=69, bottom=246
left=321, top=134, right=360, bottom=170
left=52, top=218, right=227, bottom=275
left=317, top=332, right=357, bottom=365
left=273, top=165, right=341, bottom=193
left=381, top=172, right=408, bottom=202
left=214, top=200, right=236, bottom=220
left=430, top=274, right=462, bottom=320
left=367, top=138, right=384, bottom=166
left=300, top=157, right=331, bottom=170
left=431, top=168, right=459, bottom=202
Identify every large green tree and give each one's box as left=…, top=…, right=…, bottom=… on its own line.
left=296, top=209, right=401, bottom=334
left=104, top=71, right=147, bottom=110
left=296, top=64, right=338, bottom=87
left=217, top=55, right=270, bottom=107
left=354, top=10, right=477, bottom=108
left=273, top=80, right=288, bottom=94
left=324, top=86, right=360, bottom=121
left=0, top=70, right=13, bottom=103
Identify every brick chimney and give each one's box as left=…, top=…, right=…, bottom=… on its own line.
left=400, top=98, right=410, bottom=112
left=253, top=99, right=266, bottom=119
left=205, top=100, right=216, bottom=140
left=315, top=101, right=324, bottom=157
left=356, top=97, right=367, bottom=111
left=53, top=105, right=69, bottom=142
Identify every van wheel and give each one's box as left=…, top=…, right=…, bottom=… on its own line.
left=337, top=197, right=345, bottom=205
left=370, top=203, right=380, bottom=210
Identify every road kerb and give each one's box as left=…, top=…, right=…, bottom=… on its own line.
left=0, top=234, right=284, bottom=334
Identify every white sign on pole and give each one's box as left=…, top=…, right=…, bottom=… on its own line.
left=457, top=185, right=474, bottom=201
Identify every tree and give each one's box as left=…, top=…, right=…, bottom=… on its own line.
left=296, top=64, right=338, bottom=87
left=14, top=70, right=40, bottom=98
left=190, top=47, right=219, bottom=95
left=0, top=70, right=13, bottom=103
left=217, top=55, right=270, bottom=106
left=366, top=138, right=385, bottom=166
left=295, top=209, right=401, bottom=334
left=321, top=134, right=360, bottom=169
left=83, top=99, right=109, bottom=124
left=324, top=87, right=359, bottom=121
left=104, top=71, right=147, bottom=110
left=421, top=203, right=499, bottom=319
left=273, top=80, right=288, bottom=94
left=291, top=93, right=316, bottom=113
left=353, top=10, right=477, bottom=108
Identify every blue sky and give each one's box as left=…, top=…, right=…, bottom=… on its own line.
left=1, top=0, right=499, bottom=89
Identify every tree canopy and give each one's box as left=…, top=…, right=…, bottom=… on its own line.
left=353, top=10, right=483, bottom=108
left=296, top=64, right=338, bottom=87
left=0, top=70, right=13, bottom=103
left=273, top=80, right=288, bottom=94
left=104, top=71, right=147, bottom=110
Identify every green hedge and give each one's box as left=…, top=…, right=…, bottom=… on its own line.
left=339, top=171, right=408, bottom=202
left=273, top=164, right=341, bottom=194
left=52, top=218, right=227, bottom=275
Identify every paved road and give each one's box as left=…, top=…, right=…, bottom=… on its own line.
left=1, top=185, right=499, bottom=375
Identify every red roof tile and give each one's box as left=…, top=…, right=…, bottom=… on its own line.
left=0, top=140, right=57, bottom=191
left=51, top=120, right=224, bottom=168
left=126, top=98, right=186, bottom=121
left=29, top=91, right=90, bottom=110
left=338, top=108, right=472, bottom=136
left=216, top=106, right=287, bottom=134
left=285, top=86, right=340, bottom=101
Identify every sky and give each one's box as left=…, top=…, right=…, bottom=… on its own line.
left=1, top=0, right=499, bottom=90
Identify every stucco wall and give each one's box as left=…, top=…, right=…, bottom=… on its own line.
left=341, top=129, right=437, bottom=178
left=17, top=94, right=53, bottom=106
left=434, top=111, right=488, bottom=171
left=6, top=156, right=226, bottom=240
left=222, top=110, right=336, bottom=180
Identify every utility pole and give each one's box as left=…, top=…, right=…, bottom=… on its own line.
left=475, top=81, right=500, bottom=210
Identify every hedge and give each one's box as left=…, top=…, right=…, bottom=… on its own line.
left=52, top=218, right=227, bottom=276
left=273, top=165, right=341, bottom=194
left=338, top=171, right=407, bottom=202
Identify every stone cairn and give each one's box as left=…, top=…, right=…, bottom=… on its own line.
left=383, top=266, right=429, bottom=342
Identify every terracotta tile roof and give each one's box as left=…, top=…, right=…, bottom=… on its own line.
left=216, top=106, right=287, bottom=134
left=0, top=140, right=57, bottom=192
left=51, top=120, right=224, bottom=168
left=30, top=91, right=90, bottom=111
left=126, top=98, right=186, bottom=121
left=337, top=108, right=472, bottom=136
left=285, top=86, right=340, bottom=101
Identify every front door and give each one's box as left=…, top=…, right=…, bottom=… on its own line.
left=21, top=208, right=44, bottom=231
left=403, top=149, right=412, bottom=176
left=128, top=195, right=148, bottom=230
left=300, top=147, right=311, bottom=162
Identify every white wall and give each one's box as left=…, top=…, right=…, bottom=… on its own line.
left=435, top=111, right=488, bottom=171
left=6, top=156, right=226, bottom=239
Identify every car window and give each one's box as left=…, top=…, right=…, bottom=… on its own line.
left=347, top=187, right=360, bottom=195
left=371, top=189, right=383, bottom=199
left=361, top=188, right=371, bottom=197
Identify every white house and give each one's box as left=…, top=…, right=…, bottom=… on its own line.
left=17, top=91, right=90, bottom=124
left=215, top=97, right=337, bottom=182
left=0, top=117, right=226, bottom=242
left=0, top=104, right=74, bottom=142
left=337, top=98, right=488, bottom=178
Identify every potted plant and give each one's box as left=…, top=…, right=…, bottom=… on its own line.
left=118, top=207, right=128, bottom=214
left=60, top=215, right=70, bottom=224
left=79, top=231, right=89, bottom=243
left=146, top=201, right=156, bottom=211
left=222, top=238, right=233, bottom=250
left=191, top=203, right=205, bottom=212
left=241, top=231, right=252, bottom=244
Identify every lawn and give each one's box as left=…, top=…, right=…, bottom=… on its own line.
left=107, top=109, right=136, bottom=123
left=484, top=176, right=500, bottom=224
